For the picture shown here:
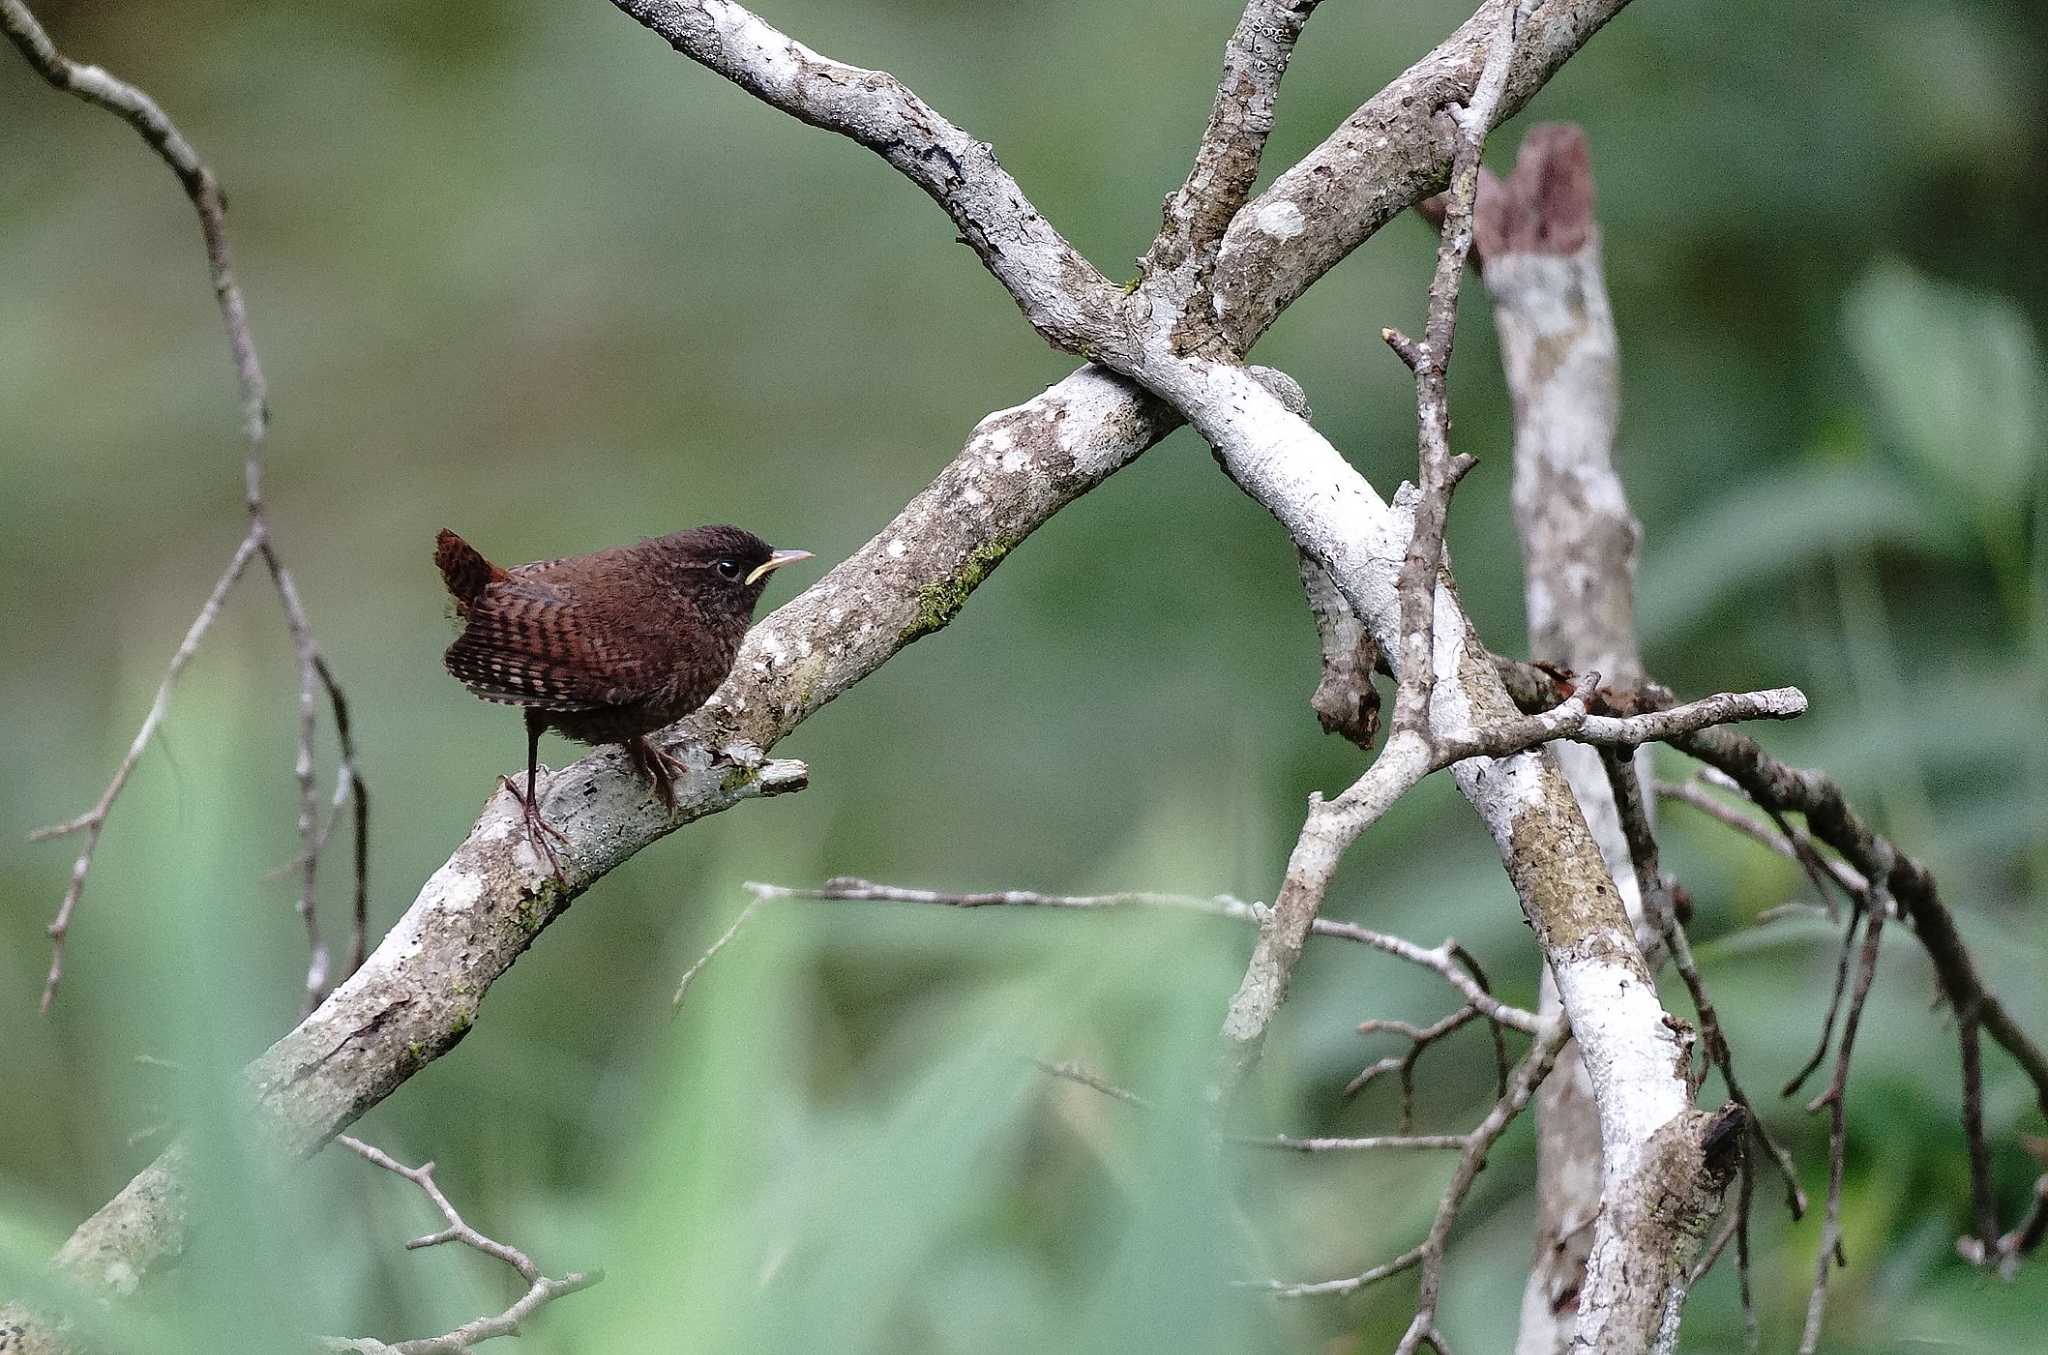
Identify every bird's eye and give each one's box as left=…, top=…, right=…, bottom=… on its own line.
left=715, top=558, right=742, bottom=580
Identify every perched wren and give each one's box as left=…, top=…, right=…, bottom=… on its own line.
left=434, top=524, right=811, bottom=876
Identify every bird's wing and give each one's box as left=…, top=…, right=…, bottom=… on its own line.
left=442, top=580, right=647, bottom=712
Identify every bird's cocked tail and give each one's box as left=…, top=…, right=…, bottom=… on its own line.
left=435, top=528, right=505, bottom=612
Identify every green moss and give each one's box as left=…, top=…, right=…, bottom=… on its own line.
left=903, top=539, right=1012, bottom=642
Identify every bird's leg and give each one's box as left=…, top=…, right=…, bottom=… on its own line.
left=501, top=711, right=569, bottom=884
left=627, top=735, right=694, bottom=811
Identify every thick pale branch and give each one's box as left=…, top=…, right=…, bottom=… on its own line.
left=1211, top=0, right=1634, bottom=352
left=1153, top=0, right=1323, bottom=263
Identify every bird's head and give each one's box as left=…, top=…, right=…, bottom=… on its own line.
left=662, top=524, right=812, bottom=615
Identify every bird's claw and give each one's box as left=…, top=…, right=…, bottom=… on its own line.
left=499, top=775, right=570, bottom=886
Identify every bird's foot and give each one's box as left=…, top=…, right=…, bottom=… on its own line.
left=499, top=775, right=570, bottom=885
left=629, top=736, right=696, bottom=812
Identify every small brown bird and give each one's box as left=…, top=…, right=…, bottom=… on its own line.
left=435, top=524, right=811, bottom=876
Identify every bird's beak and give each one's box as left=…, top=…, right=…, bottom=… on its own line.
left=745, top=548, right=813, bottom=585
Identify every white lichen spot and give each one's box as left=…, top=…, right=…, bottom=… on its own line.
left=1254, top=200, right=1307, bottom=240
left=984, top=426, right=1015, bottom=454
left=886, top=537, right=908, bottom=559
left=103, top=1260, right=139, bottom=1297
left=962, top=485, right=986, bottom=506
left=1000, top=449, right=1032, bottom=473
left=437, top=871, right=485, bottom=916
left=826, top=607, right=844, bottom=625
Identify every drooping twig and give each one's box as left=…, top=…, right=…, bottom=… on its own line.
left=26, top=530, right=261, bottom=1013
left=6, top=0, right=364, bottom=1015
left=1257, top=1018, right=1570, bottom=1329
left=1655, top=778, right=1867, bottom=899
left=1600, top=751, right=1805, bottom=1222
left=1498, top=655, right=2048, bottom=1220
left=327, top=1136, right=599, bottom=1354
left=1798, top=881, right=1888, bottom=1354
left=1347, top=1007, right=1489, bottom=1124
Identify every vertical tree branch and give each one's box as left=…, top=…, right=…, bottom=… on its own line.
left=1452, top=121, right=1641, bottom=1354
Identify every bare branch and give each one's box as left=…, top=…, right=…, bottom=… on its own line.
left=7, top=0, right=363, bottom=1015
left=1137, top=0, right=1324, bottom=352
left=27, top=529, right=261, bottom=1012
left=749, top=878, right=1543, bottom=1034
left=7, top=0, right=1638, bottom=1331
left=1211, top=0, right=1636, bottom=352
left=1260, top=1018, right=1570, bottom=1317
left=1799, top=886, right=1888, bottom=1355
left=1600, top=753, right=1806, bottom=1220
left=328, top=1136, right=599, bottom=1355
left=1655, top=778, right=1868, bottom=898
left=1298, top=554, right=1381, bottom=750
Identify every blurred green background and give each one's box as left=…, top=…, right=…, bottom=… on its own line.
left=3, top=0, right=2044, bottom=1350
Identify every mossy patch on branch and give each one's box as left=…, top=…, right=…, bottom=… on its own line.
left=902, top=538, right=1013, bottom=642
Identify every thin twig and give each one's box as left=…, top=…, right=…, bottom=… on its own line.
left=670, top=892, right=767, bottom=1013
left=7, top=0, right=363, bottom=1014
left=1656, top=778, right=1867, bottom=898
left=1602, top=752, right=1807, bottom=1220
left=1799, top=882, right=1888, bottom=1355
left=1259, top=1018, right=1570, bottom=1317
left=27, top=529, right=261, bottom=1012
left=1034, top=1059, right=1155, bottom=1110
left=747, top=878, right=1544, bottom=1034
left=329, top=1136, right=599, bottom=1354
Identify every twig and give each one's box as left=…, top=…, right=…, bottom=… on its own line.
left=1798, top=882, right=1888, bottom=1355
left=7, top=0, right=363, bottom=1014
left=27, top=529, right=261, bottom=1013
left=1655, top=778, right=1867, bottom=898
left=1033, top=1059, right=1154, bottom=1110
left=1499, top=654, right=2048, bottom=1253
left=329, top=1136, right=599, bottom=1354
left=1241, top=1132, right=1469, bottom=1153
left=669, top=892, right=766, bottom=1013
left=1347, top=1007, right=1484, bottom=1127
left=1601, top=752, right=1807, bottom=1219
left=1781, top=908, right=1863, bottom=1102
left=1259, top=1018, right=1570, bottom=1320
left=746, top=878, right=1543, bottom=1034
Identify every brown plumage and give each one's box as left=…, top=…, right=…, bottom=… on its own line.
left=435, top=525, right=811, bottom=876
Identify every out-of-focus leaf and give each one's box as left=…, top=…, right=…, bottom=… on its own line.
left=1844, top=256, right=2046, bottom=513
left=1641, top=459, right=1965, bottom=644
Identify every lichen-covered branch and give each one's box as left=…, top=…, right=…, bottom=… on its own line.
left=1209, top=0, right=1635, bottom=353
